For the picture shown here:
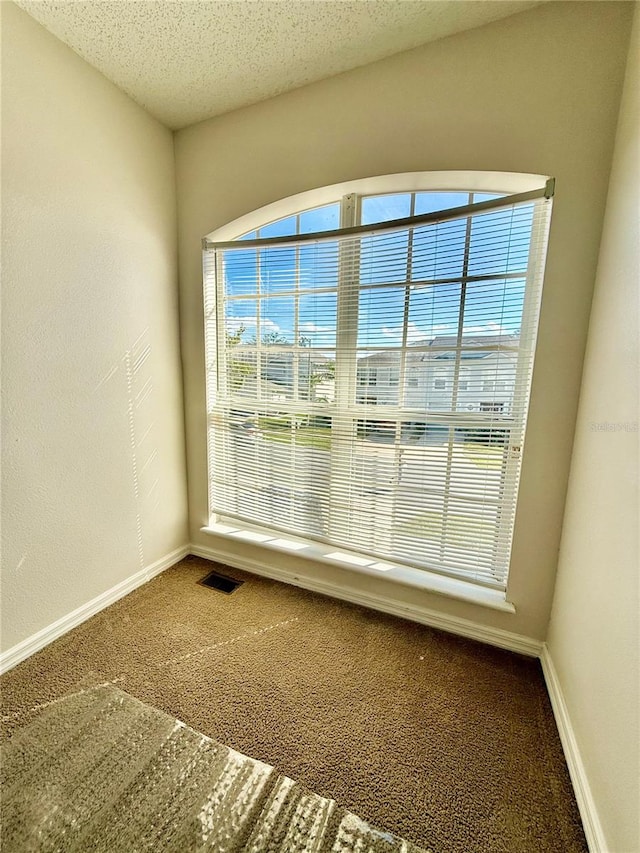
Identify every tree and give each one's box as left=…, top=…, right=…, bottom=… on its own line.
left=226, top=324, right=256, bottom=390
left=309, top=359, right=335, bottom=400
left=249, top=330, right=291, bottom=346
left=226, top=324, right=246, bottom=347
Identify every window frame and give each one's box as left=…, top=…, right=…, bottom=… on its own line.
left=203, top=172, right=553, bottom=599
left=205, top=171, right=550, bottom=243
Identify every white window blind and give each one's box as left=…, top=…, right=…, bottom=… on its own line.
left=203, top=182, right=553, bottom=589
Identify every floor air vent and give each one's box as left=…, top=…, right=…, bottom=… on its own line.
left=199, top=570, right=243, bottom=594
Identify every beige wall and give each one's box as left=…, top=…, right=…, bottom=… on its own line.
left=1, top=4, right=188, bottom=650
left=175, top=1, right=633, bottom=641
left=546, top=7, right=639, bottom=851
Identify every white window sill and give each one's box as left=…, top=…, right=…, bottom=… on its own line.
left=200, top=521, right=515, bottom=614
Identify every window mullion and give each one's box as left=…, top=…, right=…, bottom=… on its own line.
left=255, top=248, right=262, bottom=401
left=389, top=194, right=416, bottom=552
left=328, top=194, right=360, bottom=542
left=398, top=193, right=415, bottom=409
left=440, top=194, right=473, bottom=563
left=293, top=235, right=300, bottom=402
left=450, top=193, right=474, bottom=407
left=290, top=219, right=302, bottom=532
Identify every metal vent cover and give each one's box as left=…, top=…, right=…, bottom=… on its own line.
left=198, top=570, right=243, bottom=594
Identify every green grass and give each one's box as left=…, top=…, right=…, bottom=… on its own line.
left=399, top=510, right=494, bottom=547
left=261, top=426, right=332, bottom=451
left=258, top=415, right=294, bottom=431
left=460, top=442, right=505, bottom=470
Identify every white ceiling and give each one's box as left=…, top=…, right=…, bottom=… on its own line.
left=18, top=1, right=541, bottom=130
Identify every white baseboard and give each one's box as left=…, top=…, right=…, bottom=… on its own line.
left=0, top=545, right=190, bottom=675
left=540, top=644, right=606, bottom=853
left=189, top=543, right=542, bottom=657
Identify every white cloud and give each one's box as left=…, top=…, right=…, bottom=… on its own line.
left=299, top=322, right=334, bottom=334
left=225, top=316, right=281, bottom=335
left=462, top=321, right=511, bottom=335
left=381, top=322, right=450, bottom=344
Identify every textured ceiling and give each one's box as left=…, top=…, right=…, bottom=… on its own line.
left=18, top=1, right=541, bottom=130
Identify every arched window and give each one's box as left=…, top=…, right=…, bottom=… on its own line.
left=202, top=173, right=553, bottom=594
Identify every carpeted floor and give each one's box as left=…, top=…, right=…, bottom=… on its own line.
left=0, top=556, right=587, bottom=853
left=2, top=685, right=430, bottom=852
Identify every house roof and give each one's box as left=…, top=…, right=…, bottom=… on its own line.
left=427, top=334, right=519, bottom=349
left=357, top=334, right=519, bottom=365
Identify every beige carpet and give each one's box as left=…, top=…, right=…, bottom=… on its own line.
left=0, top=556, right=587, bottom=853
left=2, top=685, right=430, bottom=852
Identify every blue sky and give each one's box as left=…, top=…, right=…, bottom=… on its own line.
left=222, top=194, right=532, bottom=351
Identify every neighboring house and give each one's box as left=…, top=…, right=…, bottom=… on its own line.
left=356, top=334, right=519, bottom=415
left=232, top=332, right=519, bottom=413
left=229, top=350, right=335, bottom=402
